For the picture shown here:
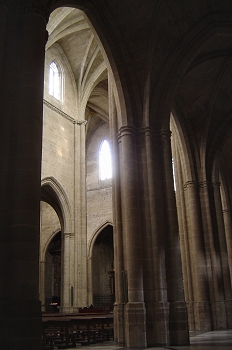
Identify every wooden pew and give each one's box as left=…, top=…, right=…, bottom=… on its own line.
left=42, top=314, right=114, bottom=349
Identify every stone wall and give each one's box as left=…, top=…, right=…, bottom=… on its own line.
left=86, top=122, right=113, bottom=245
left=40, top=44, right=113, bottom=310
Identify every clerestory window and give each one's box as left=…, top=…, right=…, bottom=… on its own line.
left=49, top=61, right=61, bottom=100
left=99, top=140, right=112, bottom=181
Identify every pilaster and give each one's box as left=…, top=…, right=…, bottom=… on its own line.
left=62, top=232, right=75, bottom=313
left=73, top=120, right=88, bottom=308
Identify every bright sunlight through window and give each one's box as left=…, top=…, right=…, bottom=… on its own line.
left=99, top=140, right=112, bottom=180
left=172, top=158, right=176, bottom=191
left=49, top=61, right=60, bottom=100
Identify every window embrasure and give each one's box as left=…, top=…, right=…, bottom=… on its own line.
left=49, top=60, right=62, bottom=100
left=99, top=140, right=112, bottom=181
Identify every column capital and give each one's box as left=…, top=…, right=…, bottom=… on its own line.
left=183, top=180, right=198, bottom=190
left=64, top=232, right=75, bottom=237
left=199, top=180, right=212, bottom=189
left=117, top=125, right=137, bottom=140
left=223, top=208, right=231, bottom=214
left=212, top=181, right=221, bottom=189
left=160, top=128, right=172, bottom=139
left=75, top=120, right=87, bottom=126
left=138, top=126, right=158, bottom=138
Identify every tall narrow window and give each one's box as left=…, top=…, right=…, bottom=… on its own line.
left=172, top=158, right=176, bottom=191
left=49, top=61, right=61, bottom=100
left=99, top=140, right=112, bottom=180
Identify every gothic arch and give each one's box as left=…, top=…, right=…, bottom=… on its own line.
left=47, top=1, right=129, bottom=126
left=41, top=177, right=72, bottom=234
left=41, top=228, right=61, bottom=262
left=88, top=221, right=113, bottom=259
left=87, top=221, right=113, bottom=306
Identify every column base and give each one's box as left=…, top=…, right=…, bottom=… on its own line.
left=186, top=301, right=195, bottom=330
left=193, top=301, right=212, bottom=331
left=0, top=299, right=41, bottom=350
left=211, top=300, right=227, bottom=330
left=225, top=300, right=232, bottom=329
left=169, top=301, right=190, bottom=345
left=125, top=302, right=147, bottom=348
left=113, top=302, right=125, bottom=345
left=41, top=303, right=46, bottom=312
left=146, top=301, right=170, bottom=346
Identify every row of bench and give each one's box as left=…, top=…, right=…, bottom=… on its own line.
left=42, top=314, right=114, bottom=349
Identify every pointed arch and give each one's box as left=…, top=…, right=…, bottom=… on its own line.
left=87, top=222, right=114, bottom=306
left=88, top=221, right=113, bottom=259
left=41, top=177, right=72, bottom=233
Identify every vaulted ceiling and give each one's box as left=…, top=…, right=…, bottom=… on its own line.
left=46, top=7, right=108, bottom=142
left=46, top=4, right=232, bottom=184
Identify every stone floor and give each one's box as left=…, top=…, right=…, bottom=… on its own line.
left=66, top=329, right=232, bottom=349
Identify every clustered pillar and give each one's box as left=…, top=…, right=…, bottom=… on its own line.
left=108, top=81, right=125, bottom=346
left=184, top=181, right=211, bottom=330
left=172, top=137, right=232, bottom=332
left=160, top=130, right=189, bottom=345
left=142, top=127, right=169, bottom=346
left=117, top=126, right=147, bottom=348
left=111, top=113, right=190, bottom=347
left=212, top=182, right=232, bottom=328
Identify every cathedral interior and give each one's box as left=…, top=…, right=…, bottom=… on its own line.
left=0, top=1, right=232, bottom=349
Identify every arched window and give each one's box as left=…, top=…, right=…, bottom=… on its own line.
left=99, top=140, right=112, bottom=180
left=172, top=158, right=176, bottom=191
left=49, top=61, right=61, bottom=100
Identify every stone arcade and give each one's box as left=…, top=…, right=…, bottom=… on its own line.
left=0, top=1, right=232, bottom=349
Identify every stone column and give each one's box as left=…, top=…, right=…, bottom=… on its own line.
left=40, top=260, right=46, bottom=312
left=171, top=139, right=195, bottom=329
left=74, top=120, right=87, bottom=309
left=212, top=182, right=232, bottom=328
left=117, top=126, right=147, bottom=348
left=142, top=127, right=169, bottom=346
left=87, top=255, right=93, bottom=306
left=160, top=129, right=189, bottom=345
left=0, top=2, right=48, bottom=349
left=108, top=82, right=125, bottom=345
left=62, top=232, right=75, bottom=313
left=184, top=181, right=211, bottom=330
left=223, top=208, right=232, bottom=283
left=200, top=181, right=227, bottom=329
